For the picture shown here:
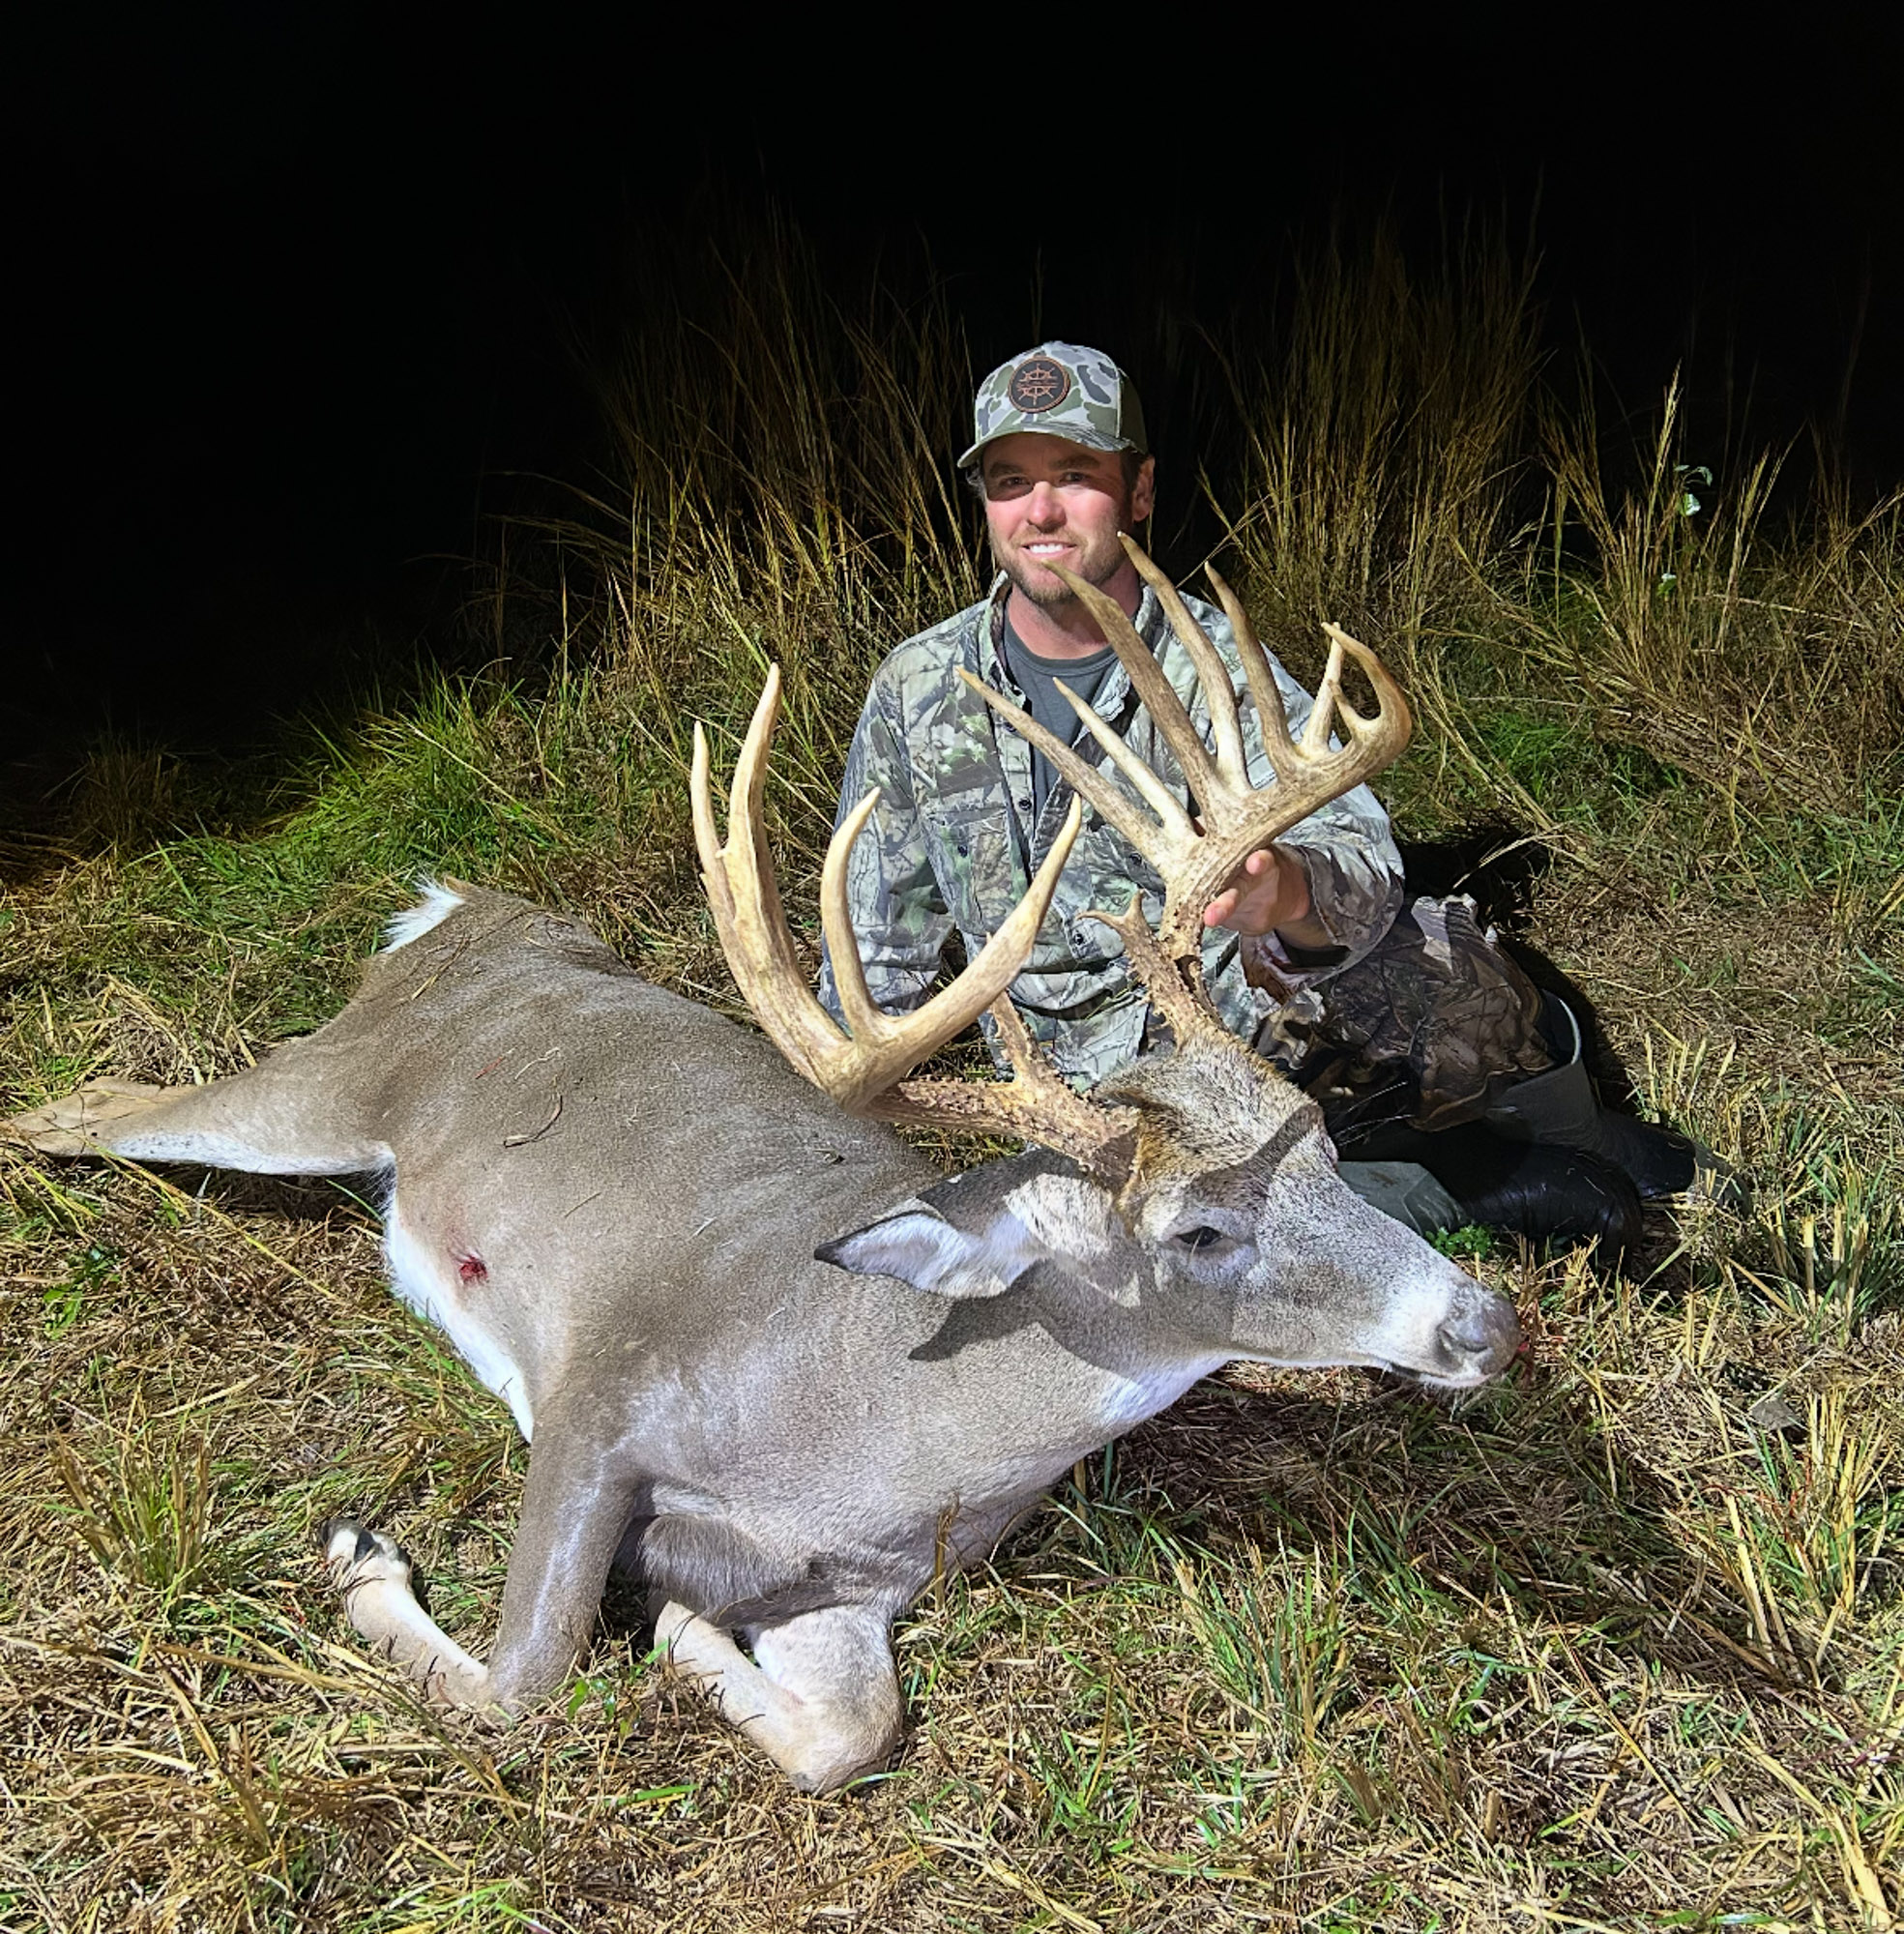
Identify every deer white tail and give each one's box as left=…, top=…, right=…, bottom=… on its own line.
left=382, top=882, right=466, bottom=953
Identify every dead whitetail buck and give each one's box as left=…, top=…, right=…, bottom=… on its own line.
left=8, top=546, right=1517, bottom=1792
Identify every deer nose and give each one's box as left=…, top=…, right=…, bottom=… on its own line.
left=1436, top=1292, right=1520, bottom=1374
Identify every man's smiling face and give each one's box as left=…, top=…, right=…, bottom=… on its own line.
left=981, top=432, right=1156, bottom=612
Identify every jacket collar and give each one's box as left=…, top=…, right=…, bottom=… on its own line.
left=975, top=571, right=1169, bottom=720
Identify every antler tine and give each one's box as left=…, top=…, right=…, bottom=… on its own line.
left=693, top=669, right=1096, bottom=1124
left=1203, top=562, right=1303, bottom=779
left=818, top=787, right=892, bottom=1046
left=1137, top=610, right=1409, bottom=960
left=1084, top=894, right=1232, bottom=1048
left=964, top=564, right=1413, bottom=970
left=1201, top=571, right=1412, bottom=774
left=1306, top=623, right=1413, bottom=755
left=1304, top=634, right=1348, bottom=757
left=1041, top=560, right=1223, bottom=808
left=877, top=997, right=1140, bottom=1180
left=958, top=668, right=1194, bottom=859
left=1121, top=538, right=1248, bottom=783
left=692, top=672, right=837, bottom=1091
left=818, top=791, right=1085, bottom=1072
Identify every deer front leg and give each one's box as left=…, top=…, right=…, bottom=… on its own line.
left=656, top=1598, right=902, bottom=1793
left=326, top=1417, right=639, bottom=1712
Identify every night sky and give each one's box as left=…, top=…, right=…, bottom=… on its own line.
left=8, top=15, right=1902, bottom=777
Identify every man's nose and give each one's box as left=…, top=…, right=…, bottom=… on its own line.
left=1025, top=481, right=1063, bottom=525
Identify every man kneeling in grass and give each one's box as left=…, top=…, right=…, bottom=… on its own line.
left=819, top=341, right=1721, bottom=1254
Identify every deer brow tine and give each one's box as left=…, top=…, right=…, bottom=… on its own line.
left=1204, top=563, right=1301, bottom=777
left=1123, top=539, right=1246, bottom=785
left=958, top=673, right=1168, bottom=857
left=1045, top=562, right=1220, bottom=801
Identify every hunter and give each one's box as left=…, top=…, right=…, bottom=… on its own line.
left=819, top=341, right=1709, bottom=1246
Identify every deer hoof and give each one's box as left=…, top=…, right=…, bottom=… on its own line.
left=321, top=1519, right=413, bottom=1592
left=2, top=1078, right=170, bottom=1156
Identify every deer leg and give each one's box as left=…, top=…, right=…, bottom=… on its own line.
left=322, top=1523, right=492, bottom=1705
left=6, top=1080, right=183, bottom=1159
left=655, top=1597, right=902, bottom=1793
left=325, top=1418, right=638, bottom=1713
left=4, top=1051, right=389, bottom=1173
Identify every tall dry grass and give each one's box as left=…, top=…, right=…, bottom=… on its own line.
left=520, top=214, right=983, bottom=834
left=1196, top=228, right=1901, bottom=829
left=1216, top=224, right=1543, bottom=656
left=1520, top=380, right=1904, bottom=806
left=524, top=215, right=1904, bottom=856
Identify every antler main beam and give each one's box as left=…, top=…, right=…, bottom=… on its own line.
left=959, top=534, right=1412, bottom=966
left=691, top=668, right=1094, bottom=1128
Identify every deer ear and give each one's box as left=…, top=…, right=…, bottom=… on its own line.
left=815, top=1205, right=1026, bottom=1300
left=816, top=1162, right=1124, bottom=1300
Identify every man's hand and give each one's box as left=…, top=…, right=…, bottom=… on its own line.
left=1202, top=844, right=1334, bottom=950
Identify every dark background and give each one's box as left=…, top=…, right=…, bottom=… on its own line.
left=7, top=14, right=1902, bottom=781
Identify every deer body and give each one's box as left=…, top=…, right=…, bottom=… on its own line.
left=10, top=553, right=1520, bottom=1790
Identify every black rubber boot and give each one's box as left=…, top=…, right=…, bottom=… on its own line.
left=1482, top=998, right=1711, bottom=1200
left=1339, top=1119, right=1643, bottom=1263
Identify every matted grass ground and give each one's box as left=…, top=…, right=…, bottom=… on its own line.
left=3, top=226, right=1901, bottom=1929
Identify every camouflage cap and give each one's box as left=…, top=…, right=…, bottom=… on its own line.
left=958, top=341, right=1148, bottom=472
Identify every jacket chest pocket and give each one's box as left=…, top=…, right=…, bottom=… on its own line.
left=922, top=799, right=1030, bottom=938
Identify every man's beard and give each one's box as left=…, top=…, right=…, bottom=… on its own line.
left=994, top=530, right=1128, bottom=608
left=1000, top=556, right=1079, bottom=609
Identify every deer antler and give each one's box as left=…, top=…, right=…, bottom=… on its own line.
left=690, top=668, right=1138, bottom=1174
left=694, top=559, right=1412, bottom=1172
left=959, top=535, right=1412, bottom=974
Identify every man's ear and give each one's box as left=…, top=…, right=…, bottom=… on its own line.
left=1128, top=454, right=1157, bottom=526
left=815, top=1161, right=1128, bottom=1300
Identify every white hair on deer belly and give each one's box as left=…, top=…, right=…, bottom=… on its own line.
left=381, top=881, right=467, bottom=953
left=381, top=1193, right=534, bottom=1438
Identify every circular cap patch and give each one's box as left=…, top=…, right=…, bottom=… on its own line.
left=1007, top=356, right=1070, bottom=413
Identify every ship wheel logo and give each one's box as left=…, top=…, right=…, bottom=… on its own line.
left=1008, top=357, right=1071, bottom=413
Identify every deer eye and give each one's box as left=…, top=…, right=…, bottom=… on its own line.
left=1175, top=1225, right=1229, bottom=1252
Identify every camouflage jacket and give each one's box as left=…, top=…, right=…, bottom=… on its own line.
left=817, top=575, right=1404, bottom=1085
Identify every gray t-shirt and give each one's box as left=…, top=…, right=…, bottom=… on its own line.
left=1001, top=615, right=1119, bottom=825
